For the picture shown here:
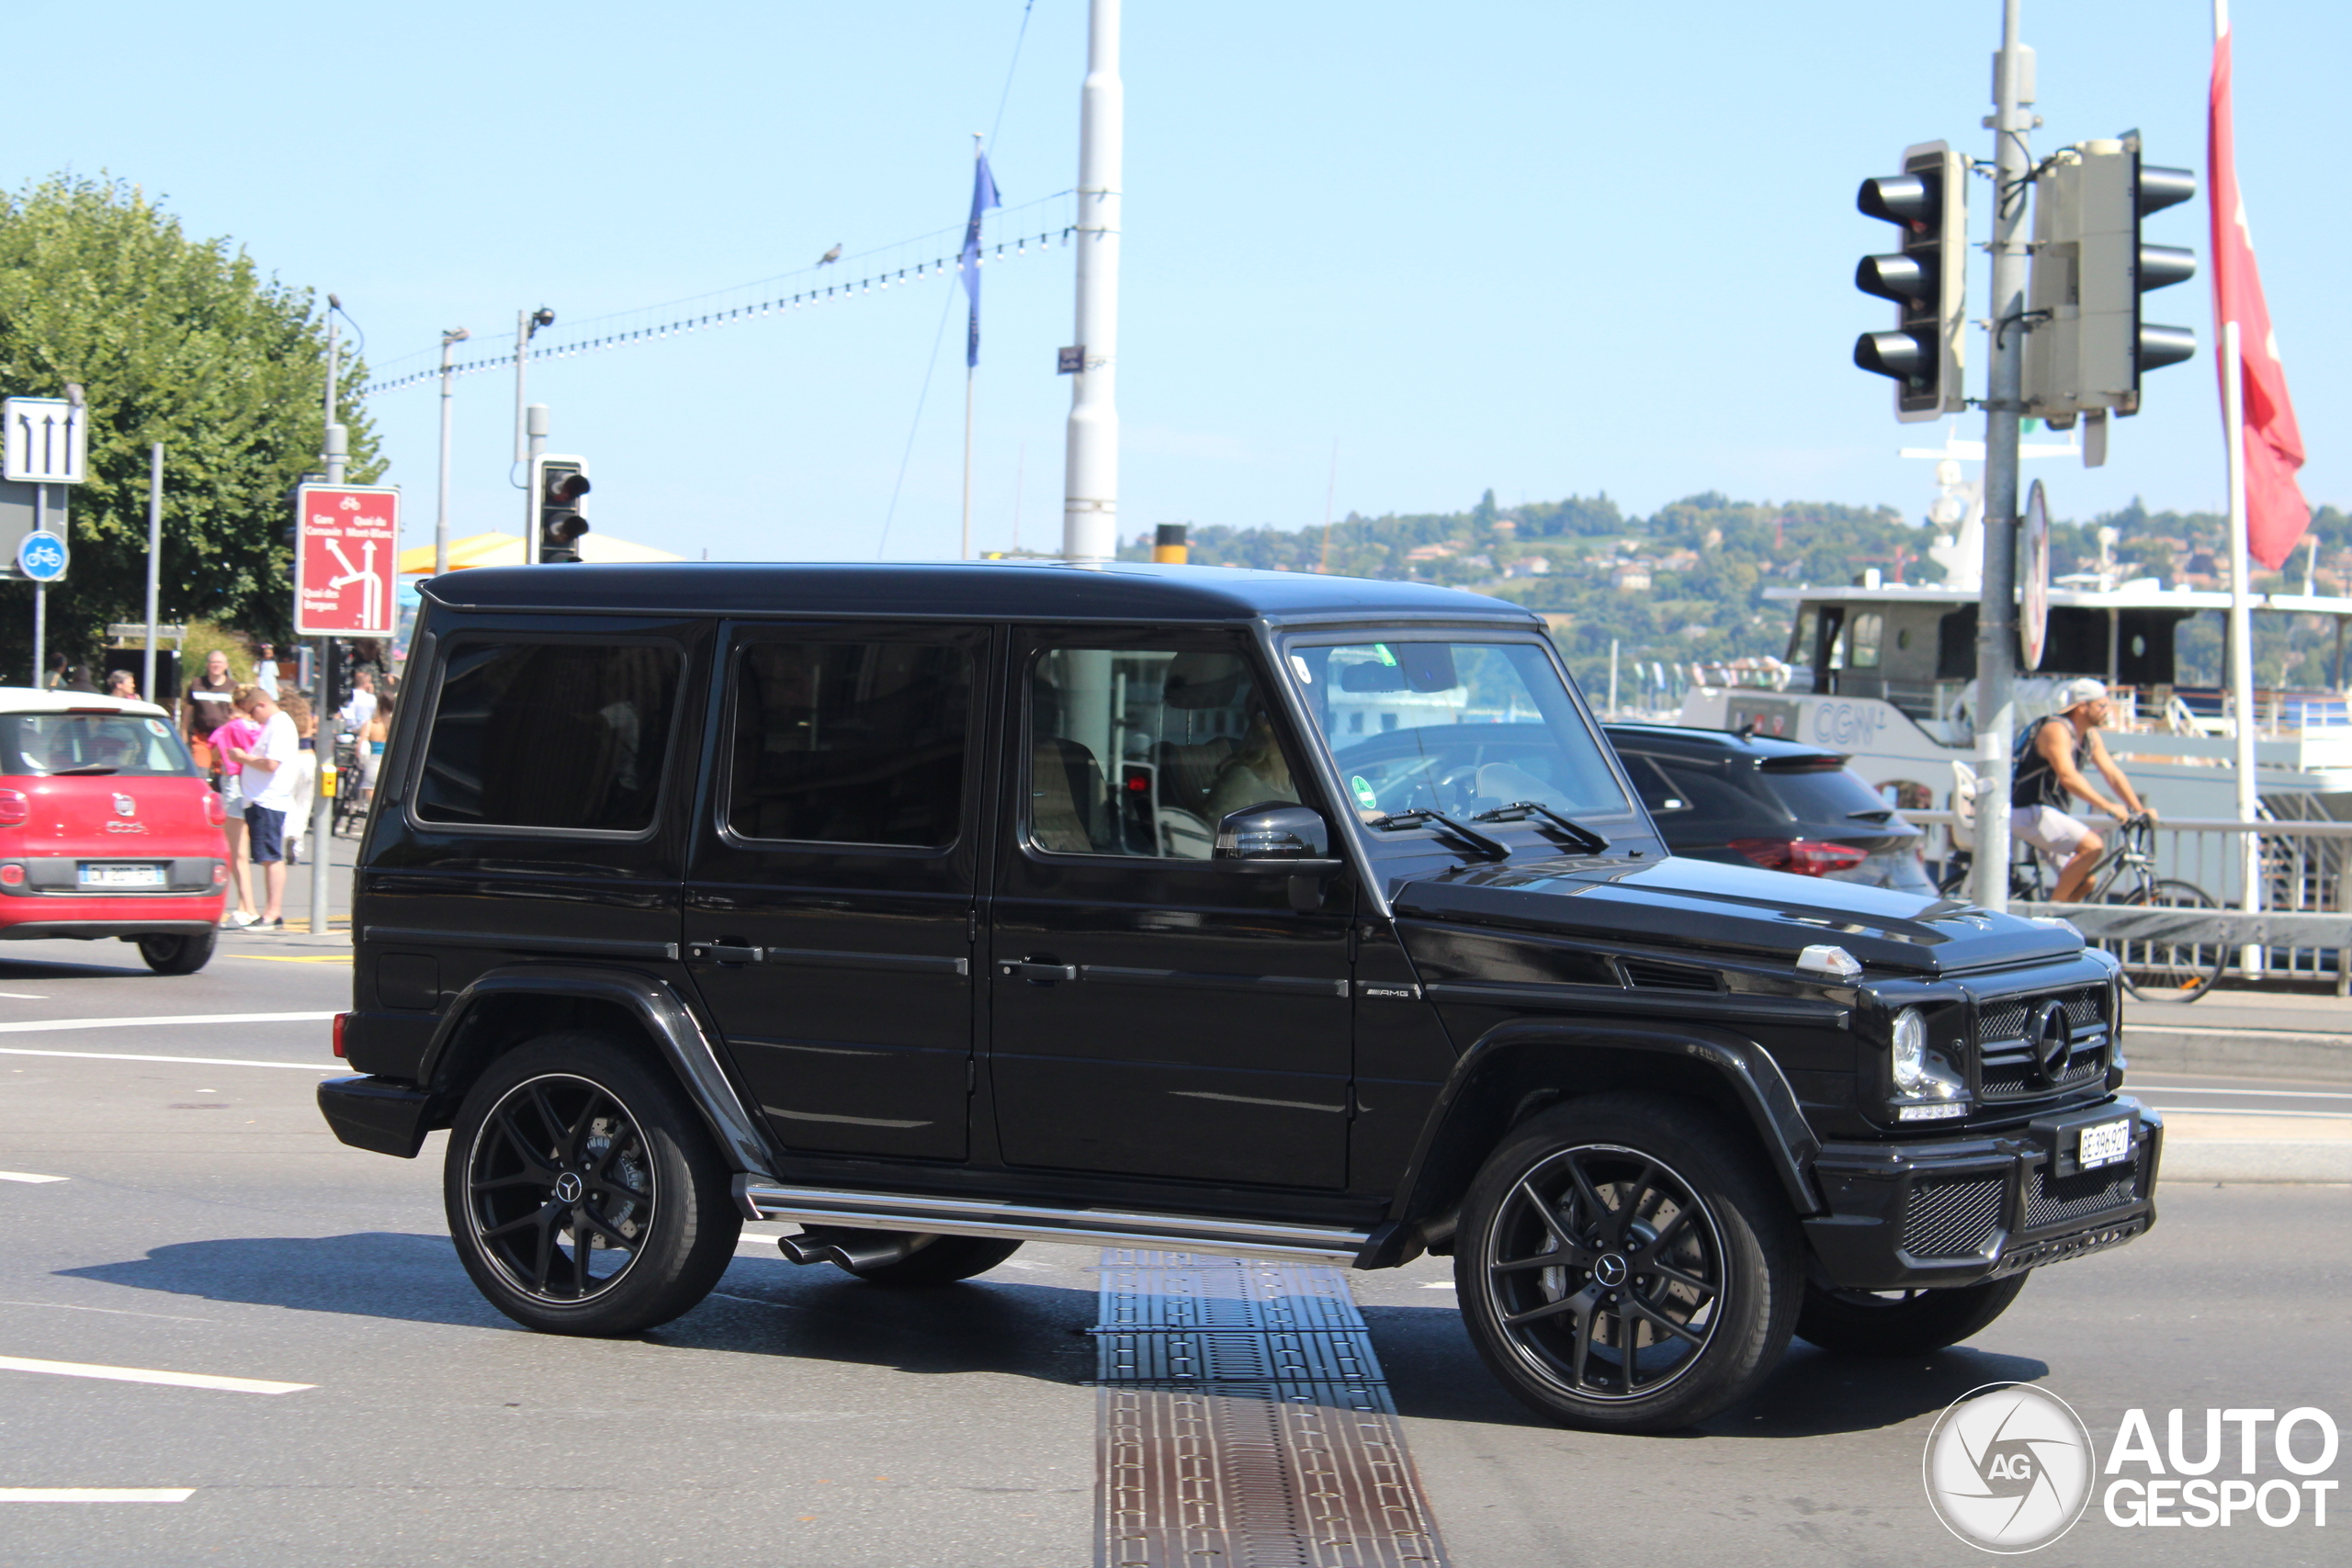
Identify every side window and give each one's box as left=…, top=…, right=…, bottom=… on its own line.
left=1624, top=756, right=1690, bottom=815
left=1027, top=644, right=1299, bottom=859
left=415, top=640, right=681, bottom=832
left=725, top=639, right=973, bottom=847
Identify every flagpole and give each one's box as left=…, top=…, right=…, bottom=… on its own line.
left=2223, top=321, right=2263, bottom=967
left=961, top=365, right=975, bottom=561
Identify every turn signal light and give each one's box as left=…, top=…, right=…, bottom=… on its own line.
left=0, top=789, right=28, bottom=827
left=1728, top=838, right=1871, bottom=877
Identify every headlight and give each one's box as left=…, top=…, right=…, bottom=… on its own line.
left=1891, top=1008, right=1928, bottom=1092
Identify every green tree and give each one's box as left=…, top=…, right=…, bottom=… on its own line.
left=0, top=175, right=379, bottom=682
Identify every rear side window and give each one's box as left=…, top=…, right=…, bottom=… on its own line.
left=725, top=639, right=974, bottom=848
left=415, top=640, right=681, bottom=832
left=1758, top=764, right=1891, bottom=825
left=1, top=713, right=193, bottom=778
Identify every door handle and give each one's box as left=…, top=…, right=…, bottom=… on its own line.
left=999, top=959, right=1078, bottom=984
left=688, top=941, right=765, bottom=965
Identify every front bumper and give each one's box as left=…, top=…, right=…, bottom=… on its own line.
left=1802, top=1096, right=2161, bottom=1290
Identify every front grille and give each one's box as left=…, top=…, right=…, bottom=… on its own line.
left=1900, top=1176, right=2005, bottom=1259
left=2025, top=1149, right=2145, bottom=1230
left=1976, top=986, right=2109, bottom=1100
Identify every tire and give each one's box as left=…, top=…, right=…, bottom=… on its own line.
left=137, top=931, right=216, bottom=975
left=444, top=1033, right=741, bottom=1336
left=2105, top=879, right=2229, bottom=1002
left=1453, top=1093, right=1802, bottom=1434
left=838, top=1235, right=1024, bottom=1288
left=1795, top=1273, right=2030, bottom=1358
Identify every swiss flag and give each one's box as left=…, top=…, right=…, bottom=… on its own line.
left=2210, top=8, right=2310, bottom=571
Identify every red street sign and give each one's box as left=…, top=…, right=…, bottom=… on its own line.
left=292, top=484, right=400, bottom=637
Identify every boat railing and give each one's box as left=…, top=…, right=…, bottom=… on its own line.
left=1905, top=808, right=2352, bottom=993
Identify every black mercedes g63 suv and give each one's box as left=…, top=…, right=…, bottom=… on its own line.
left=319, top=562, right=2157, bottom=1432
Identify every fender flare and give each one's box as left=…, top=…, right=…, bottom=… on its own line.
left=419, top=964, right=779, bottom=1182
left=1363, top=1015, right=1825, bottom=1268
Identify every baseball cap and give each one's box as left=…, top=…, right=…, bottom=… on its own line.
left=2056, top=677, right=2108, bottom=709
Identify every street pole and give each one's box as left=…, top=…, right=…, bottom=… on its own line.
left=513, top=308, right=531, bottom=469
left=143, top=444, right=164, bottom=703
left=436, top=328, right=469, bottom=577
left=2223, top=318, right=2262, bottom=969
left=313, top=308, right=345, bottom=936
left=525, top=404, right=548, bottom=564
left=1061, top=0, right=1123, bottom=564
left=1972, top=0, right=2033, bottom=913
left=30, top=484, right=44, bottom=686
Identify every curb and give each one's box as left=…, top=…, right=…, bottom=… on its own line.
left=2123, top=1026, right=2352, bottom=1083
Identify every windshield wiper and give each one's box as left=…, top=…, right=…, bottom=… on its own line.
left=1367, top=808, right=1510, bottom=860
left=49, top=764, right=119, bottom=776
left=1472, top=800, right=1610, bottom=854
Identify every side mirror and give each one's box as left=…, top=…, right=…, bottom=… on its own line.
left=1214, top=802, right=1332, bottom=862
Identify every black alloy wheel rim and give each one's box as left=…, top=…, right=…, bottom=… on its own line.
left=1480, top=1143, right=1725, bottom=1402
left=467, top=1074, right=657, bottom=1303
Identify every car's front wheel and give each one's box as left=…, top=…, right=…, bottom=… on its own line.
left=1794, top=1274, right=2029, bottom=1358
left=444, top=1034, right=741, bottom=1336
left=1454, top=1093, right=1801, bottom=1434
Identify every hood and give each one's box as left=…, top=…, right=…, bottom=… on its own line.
left=1390, top=853, right=2078, bottom=978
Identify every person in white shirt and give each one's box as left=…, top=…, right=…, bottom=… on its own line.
left=338, top=669, right=379, bottom=733
left=253, top=644, right=280, bottom=701
left=226, top=693, right=301, bottom=930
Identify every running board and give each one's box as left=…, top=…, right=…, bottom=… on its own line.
left=736, top=1179, right=1374, bottom=1266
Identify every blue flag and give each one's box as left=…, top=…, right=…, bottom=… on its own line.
left=959, top=152, right=1001, bottom=369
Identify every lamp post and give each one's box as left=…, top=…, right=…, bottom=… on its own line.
left=512, top=308, right=555, bottom=564
left=435, top=328, right=469, bottom=578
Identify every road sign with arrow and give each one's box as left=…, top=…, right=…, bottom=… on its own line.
left=293, top=484, right=400, bottom=637
left=3, top=397, right=87, bottom=485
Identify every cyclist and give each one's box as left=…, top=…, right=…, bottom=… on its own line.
left=2011, top=676, right=2154, bottom=901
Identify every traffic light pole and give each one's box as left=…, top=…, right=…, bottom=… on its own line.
left=525, top=405, right=548, bottom=564
left=1973, top=0, right=2033, bottom=913
left=313, top=310, right=345, bottom=936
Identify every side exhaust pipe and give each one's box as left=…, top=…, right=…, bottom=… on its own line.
left=776, top=1225, right=932, bottom=1272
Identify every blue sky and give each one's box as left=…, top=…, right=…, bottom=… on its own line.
left=8, top=1, right=2340, bottom=561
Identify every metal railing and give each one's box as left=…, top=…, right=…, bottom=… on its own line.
left=1905, top=810, right=2352, bottom=993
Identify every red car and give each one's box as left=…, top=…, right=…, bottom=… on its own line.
left=0, top=689, right=230, bottom=973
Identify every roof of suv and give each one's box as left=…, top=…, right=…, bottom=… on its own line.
left=424, top=560, right=1544, bottom=627
left=1600, top=721, right=1848, bottom=766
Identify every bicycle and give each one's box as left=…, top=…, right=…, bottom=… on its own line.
left=331, top=733, right=368, bottom=838
left=1938, top=814, right=2227, bottom=1003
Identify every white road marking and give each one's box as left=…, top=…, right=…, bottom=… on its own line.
left=0, top=1355, right=312, bottom=1394
left=0, top=1048, right=337, bottom=1072
left=0, top=1171, right=68, bottom=1184
left=1419, top=1280, right=1456, bottom=1290
left=2155, top=1106, right=2352, bottom=1121
left=0, top=991, right=49, bottom=999
left=0, top=1300, right=220, bottom=1324
left=2135, top=1085, right=2352, bottom=1100
left=0, top=1488, right=194, bottom=1503
left=0, top=1010, right=334, bottom=1035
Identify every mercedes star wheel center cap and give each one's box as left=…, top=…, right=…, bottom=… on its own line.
left=1594, top=1253, right=1630, bottom=1288
left=554, top=1172, right=583, bottom=1203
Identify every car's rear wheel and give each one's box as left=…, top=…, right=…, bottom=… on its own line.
left=1794, top=1273, right=2029, bottom=1357
left=1454, top=1093, right=1800, bottom=1433
left=444, top=1034, right=740, bottom=1336
left=136, top=931, right=216, bottom=975
left=837, top=1235, right=1023, bottom=1288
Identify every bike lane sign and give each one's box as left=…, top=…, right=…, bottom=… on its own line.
left=292, top=484, right=400, bottom=637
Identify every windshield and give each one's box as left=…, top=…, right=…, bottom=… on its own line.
left=1287, top=638, right=1634, bottom=825
left=1, top=712, right=196, bottom=777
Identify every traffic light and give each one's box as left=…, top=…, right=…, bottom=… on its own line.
left=2025, top=134, right=2196, bottom=434
left=530, top=455, right=591, bottom=563
left=1853, top=141, right=1968, bottom=423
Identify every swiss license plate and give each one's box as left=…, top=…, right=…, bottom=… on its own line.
left=79, top=863, right=165, bottom=889
left=2078, top=1118, right=2132, bottom=1170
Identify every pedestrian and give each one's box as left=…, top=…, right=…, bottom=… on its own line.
left=338, top=668, right=379, bottom=734
left=356, top=694, right=393, bottom=813
left=213, top=686, right=265, bottom=927
left=106, top=670, right=139, bottom=702
left=253, top=643, right=280, bottom=701
left=223, top=689, right=300, bottom=931
left=277, top=694, right=318, bottom=867
left=183, top=649, right=238, bottom=771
